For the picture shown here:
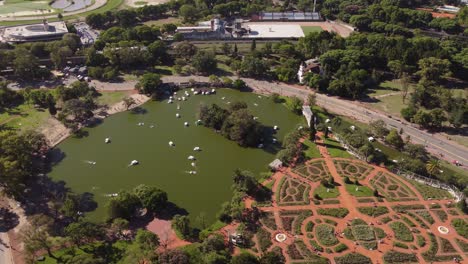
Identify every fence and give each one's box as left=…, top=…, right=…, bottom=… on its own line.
left=332, top=133, right=465, bottom=202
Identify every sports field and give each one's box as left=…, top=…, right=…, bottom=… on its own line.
left=301, top=26, right=323, bottom=35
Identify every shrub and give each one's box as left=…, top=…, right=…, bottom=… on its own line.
left=344, top=228, right=355, bottom=240
left=305, top=221, right=314, bottom=232
left=381, top=216, right=392, bottom=223
left=433, top=210, right=448, bottom=222
left=451, top=218, right=468, bottom=239
left=352, top=225, right=375, bottom=241
left=440, top=237, right=456, bottom=253
left=334, top=243, right=348, bottom=253
left=357, top=206, right=389, bottom=217
left=393, top=241, right=409, bottom=249
left=324, top=219, right=338, bottom=226
left=389, top=221, right=413, bottom=242
left=317, top=208, right=349, bottom=218
left=315, top=224, right=339, bottom=246
left=310, top=239, right=323, bottom=252
left=256, top=228, right=272, bottom=252
left=383, top=251, right=417, bottom=263
left=335, top=253, right=371, bottom=264
left=417, top=235, right=426, bottom=247
left=374, top=227, right=386, bottom=239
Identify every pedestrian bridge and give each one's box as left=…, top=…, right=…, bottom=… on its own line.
left=302, top=106, right=313, bottom=127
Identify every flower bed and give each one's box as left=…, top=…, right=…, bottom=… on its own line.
left=315, top=224, right=339, bottom=246
left=389, top=221, right=413, bottom=242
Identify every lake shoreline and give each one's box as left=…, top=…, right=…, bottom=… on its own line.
left=41, top=93, right=150, bottom=148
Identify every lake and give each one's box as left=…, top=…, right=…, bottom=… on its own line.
left=48, top=88, right=304, bottom=225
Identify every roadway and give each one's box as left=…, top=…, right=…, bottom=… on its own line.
left=163, top=75, right=468, bottom=168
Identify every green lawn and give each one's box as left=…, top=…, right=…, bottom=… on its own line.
left=301, top=26, right=323, bottom=35
left=406, top=179, right=452, bottom=200
left=96, top=91, right=132, bottom=106
left=323, top=137, right=353, bottom=158
left=345, top=183, right=374, bottom=197
left=302, top=139, right=321, bottom=159
left=0, top=103, right=50, bottom=131
left=314, top=184, right=340, bottom=199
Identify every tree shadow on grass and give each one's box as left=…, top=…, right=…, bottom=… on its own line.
left=0, top=207, right=19, bottom=232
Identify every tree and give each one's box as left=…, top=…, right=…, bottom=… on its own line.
left=111, top=218, right=129, bottom=238
left=260, top=251, right=285, bottom=264
left=368, top=120, right=389, bottom=138
left=401, top=105, right=417, bottom=121
left=429, top=108, right=446, bottom=130
left=175, top=41, right=197, bottom=59
left=136, top=73, right=162, bottom=96
left=21, top=215, right=56, bottom=261
left=179, top=4, right=198, bottom=23
left=192, top=51, right=217, bottom=74
left=62, top=33, right=81, bottom=51
left=65, top=221, right=105, bottom=247
left=286, top=96, right=303, bottom=115
left=250, top=39, right=256, bottom=51
left=385, top=129, right=404, bottom=149
left=426, top=159, right=441, bottom=177
left=159, top=249, right=190, bottom=264
left=148, top=40, right=168, bottom=63
left=172, top=214, right=191, bottom=239
left=240, top=55, right=269, bottom=77
left=134, top=184, right=168, bottom=213
left=221, top=108, right=263, bottom=147
left=123, top=96, right=136, bottom=110
left=13, top=48, right=40, bottom=80
left=413, top=110, right=431, bottom=129
left=231, top=252, right=259, bottom=264
left=232, top=79, right=246, bottom=90
left=135, top=229, right=160, bottom=251
left=0, top=130, right=47, bottom=199
left=107, top=190, right=141, bottom=220
left=417, top=57, right=451, bottom=83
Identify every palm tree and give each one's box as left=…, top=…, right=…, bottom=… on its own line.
left=426, top=159, right=441, bottom=177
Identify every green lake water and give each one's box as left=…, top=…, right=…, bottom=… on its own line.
left=48, top=89, right=304, bottom=225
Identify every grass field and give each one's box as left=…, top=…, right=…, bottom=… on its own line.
left=96, top=91, right=132, bottom=106
left=314, top=184, right=340, bottom=199
left=345, top=183, right=374, bottom=197
left=0, top=103, right=50, bottom=131
left=301, top=26, right=323, bottom=35
left=323, top=137, right=353, bottom=158
left=302, top=139, right=321, bottom=159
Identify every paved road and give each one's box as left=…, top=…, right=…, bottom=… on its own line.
left=162, top=75, right=468, bottom=168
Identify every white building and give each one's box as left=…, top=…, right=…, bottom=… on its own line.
left=0, top=20, right=68, bottom=43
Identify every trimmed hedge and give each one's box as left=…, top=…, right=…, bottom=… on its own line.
left=256, top=228, right=272, bottom=252
left=315, top=224, right=339, bottom=246
left=383, top=251, right=417, bottom=263
left=451, top=218, right=468, bottom=239
left=334, top=243, right=348, bottom=253
left=317, top=208, right=349, bottom=218
left=389, top=221, right=413, bottom=242
left=357, top=206, right=389, bottom=217
left=335, top=253, right=371, bottom=264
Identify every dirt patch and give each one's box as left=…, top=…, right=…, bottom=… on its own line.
left=146, top=218, right=190, bottom=250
